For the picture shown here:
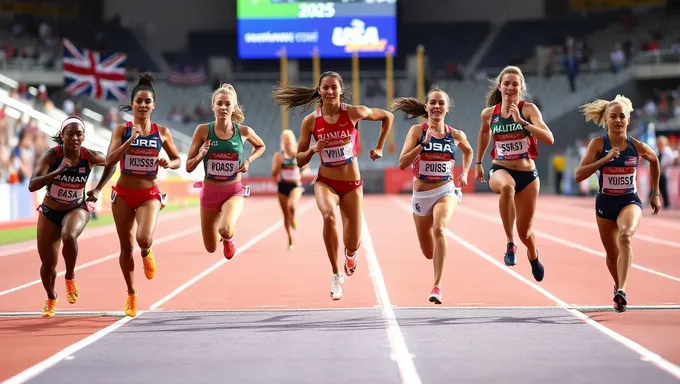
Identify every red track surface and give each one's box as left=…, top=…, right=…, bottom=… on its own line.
left=1, top=194, right=679, bottom=381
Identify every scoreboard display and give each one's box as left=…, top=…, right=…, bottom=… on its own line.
left=237, top=0, right=397, bottom=59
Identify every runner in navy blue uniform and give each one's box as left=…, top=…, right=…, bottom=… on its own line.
left=392, top=86, right=473, bottom=304
left=575, top=95, right=661, bottom=312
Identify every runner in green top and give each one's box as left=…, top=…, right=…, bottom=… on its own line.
left=271, top=129, right=310, bottom=250
left=185, top=83, right=266, bottom=260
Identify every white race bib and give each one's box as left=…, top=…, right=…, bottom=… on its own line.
left=207, top=159, right=239, bottom=177
left=603, top=167, right=636, bottom=191
left=280, top=168, right=300, bottom=182
left=495, top=139, right=528, bottom=158
left=124, top=155, right=157, bottom=172
left=50, top=184, right=82, bottom=203
left=321, top=143, right=353, bottom=164
left=419, top=160, right=452, bottom=177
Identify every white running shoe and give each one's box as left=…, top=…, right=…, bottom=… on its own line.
left=331, top=274, right=344, bottom=300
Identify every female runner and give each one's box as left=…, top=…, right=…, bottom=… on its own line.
left=29, top=116, right=115, bottom=317
left=105, top=72, right=182, bottom=317
left=271, top=129, right=309, bottom=249
left=272, top=71, right=393, bottom=300
left=475, top=65, right=553, bottom=282
left=185, top=83, right=266, bottom=258
left=575, top=95, right=661, bottom=312
left=392, top=86, right=473, bottom=304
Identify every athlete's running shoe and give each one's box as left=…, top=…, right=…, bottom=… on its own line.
left=65, top=279, right=78, bottom=304
left=504, top=242, right=517, bottom=266
left=331, top=274, right=344, bottom=300
left=429, top=286, right=442, bottom=304
left=41, top=297, right=57, bottom=318
left=529, top=249, right=544, bottom=282
left=142, top=249, right=156, bottom=280
left=125, top=292, right=137, bottom=317
left=614, top=290, right=627, bottom=313
left=223, top=238, right=236, bottom=260
left=344, top=249, right=358, bottom=276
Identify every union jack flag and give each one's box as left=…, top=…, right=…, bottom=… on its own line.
left=62, top=38, right=128, bottom=101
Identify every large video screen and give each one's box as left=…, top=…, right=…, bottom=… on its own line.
left=237, top=0, right=397, bottom=59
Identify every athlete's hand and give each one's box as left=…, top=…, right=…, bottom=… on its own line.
left=131, top=124, right=143, bottom=141
left=369, top=147, right=382, bottom=161
left=475, top=163, right=486, bottom=183
left=457, top=171, right=469, bottom=187
left=421, top=129, right=434, bottom=146
left=57, top=158, right=73, bottom=173
left=311, top=140, right=327, bottom=153
left=509, top=103, right=523, bottom=124
left=650, top=194, right=661, bottom=215
left=238, top=159, right=250, bottom=173
left=86, top=189, right=100, bottom=202
left=604, top=147, right=621, bottom=162
left=198, top=139, right=211, bottom=158
left=158, top=158, right=169, bottom=168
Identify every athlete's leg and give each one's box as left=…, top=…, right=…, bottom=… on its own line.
left=200, top=207, right=222, bottom=253
left=135, top=199, right=161, bottom=279
left=288, top=186, right=303, bottom=231
left=595, top=216, right=620, bottom=289
left=60, top=207, right=91, bottom=303
left=277, top=192, right=292, bottom=246
left=37, top=212, right=61, bottom=317
left=489, top=169, right=517, bottom=265
left=413, top=213, right=434, bottom=260
left=219, top=195, right=245, bottom=259
left=431, top=195, right=458, bottom=288
left=314, top=182, right=341, bottom=274
left=338, top=185, right=363, bottom=276
left=615, top=204, right=642, bottom=293
left=112, top=195, right=138, bottom=316
left=514, top=178, right=544, bottom=281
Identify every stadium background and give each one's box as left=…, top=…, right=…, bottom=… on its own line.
left=1, top=0, right=679, bottom=224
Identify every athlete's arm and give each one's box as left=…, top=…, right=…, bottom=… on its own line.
left=296, top=114, right=320, bottom=168
left=28, top=148, right=61, bottom=192
left=86, top=149, right=116, bottom=193
left=185, top=124, right=209, bottom=173
left=398, top=124, right=424, bottom=170
left=240, top=125, right=266, bottom=166
left=271, top=151, right=282, bottom=179
left=105, top=124, right=135, bottom=166
left=348, top=105, right=394, bottom=151
left=158, top=126, right=182, bottom=170
left=453, top=129, right=474, bottom=179
left=520, top=103, right=555, bottom=145
left=476, top=108, right=492, bottom=164
left=575, top=137, right=611, bottom=182
left=632, top=138, right=661, bottom=200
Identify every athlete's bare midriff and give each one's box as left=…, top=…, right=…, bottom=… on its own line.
left=492, top=157, right=536, bottom=172
left=317, top=158, right=361, bottom=181
left=116, top=173, right=158, bottom=189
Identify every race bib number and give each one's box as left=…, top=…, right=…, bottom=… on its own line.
left=280, top=168, right=300, bottom=182
left=321, top=143, right=353, bottom=164
left=49, top=184, right=82, bottom=202
left=207, top=152, right=239, bottom=179
left=602, top=166, right=635, bottom=193
left=495, top=138, right=528, bottom=158
left=419, top=160, right=452, bottom=177
left=125, top=155, right=157, bottom=172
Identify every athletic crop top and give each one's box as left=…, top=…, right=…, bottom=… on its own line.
left=595, top=134, right=639, bottom=196
left=202, top=121, right=244, bottom=182
left=413, top=123, right=456, bottom=182
left=45, top=145, right=91, bottom=205
left=312, top=103, right=359, bottom=168
left=119, top=121, right=163, bottom=177
left=489, top=101, right=539, bottom=161
left=279, top=151, right=301, bottom=183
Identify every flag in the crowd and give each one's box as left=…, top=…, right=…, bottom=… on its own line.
left=62, top=38, right=128, bottom=101
left=168, top=65, right=207, bottom=85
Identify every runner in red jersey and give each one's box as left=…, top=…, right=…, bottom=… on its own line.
left=105, top=72, right=182, bottom=317
left=273, top=71, right=394, bottom=300
left=391, top=86, right=473, bottom=304
left=475, top=66, right=554, bottom=282
left=28, top=116, right=116, bottom=317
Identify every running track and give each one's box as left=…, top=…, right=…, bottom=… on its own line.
left=1, top=194, right=679, bottom=383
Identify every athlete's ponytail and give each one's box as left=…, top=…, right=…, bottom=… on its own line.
left=390, top=85, right=451, bottom=119
left=118, top=72, right=157, bottom=113
left=579, top=94, right=633, bottom=129
left=272, top=71, right=351, bottom=115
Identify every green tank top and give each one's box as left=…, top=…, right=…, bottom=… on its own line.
left=203, top=121, right=243, bottom=181
left=489, top=101, right=538, bottom=161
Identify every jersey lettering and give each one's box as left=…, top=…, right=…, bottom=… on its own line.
left=423, top=142, right=453, bottom=153
left=320, top=142, right=353, bottom=165
left=49, top=184, right=83, bottom=203
left=131, top=138, right=159, bottom=148
left=124, top=147, right=158, bottom=173
left=493, top=132, right=529, bottom=160
left=602, top=166, right=636, bottom=194
left=207, top=152, right=239, bottom=179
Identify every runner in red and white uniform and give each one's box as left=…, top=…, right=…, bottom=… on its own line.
left=105, top=72, right=182, bottom=317
left=475, top=65, right=554, bottom=282
left=273, top=71, right=394, bottom=300
left=391, top=86, right=473, bottom=304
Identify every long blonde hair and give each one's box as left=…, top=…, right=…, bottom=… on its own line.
left=280, top=129, right=297, bottom=152
left=579, top=94, right=633, bottom=129
left=485, top=66, right=528, bottom=107
left=211, top=83, right=245, bottom=123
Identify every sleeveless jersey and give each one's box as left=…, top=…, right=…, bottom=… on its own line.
left=120, top=121, right=163, bottom=177
left=279, top=151, right=301, bottom=183
left=596, top=134, right=639, bottom=196
left=489, top=101, right=539, bottom=161
left=203, top=121, right=243, bottom=182
left=46, top=145, right=91, bottom=205
left=312, top=103, right=359, bottom=168
left=413, top=123, right=456, bottom=182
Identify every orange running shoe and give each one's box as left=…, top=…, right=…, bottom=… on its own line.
left=65, top=279, right=78, bottom=304
left=125, top=292, right=137, bottom=317
left=142, top=249, right=156, bottom=280
left=41, top=297, right=57, bottom=318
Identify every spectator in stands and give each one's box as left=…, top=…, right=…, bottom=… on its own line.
left=10, top=128, right=35, bottom=184
left=552, top=150, right=566, bottom=195
left=610, top=44, right=626, bottom=73
left=562, top=49, right=579, bottom=92
left=656, top=135, right=677, bottom=209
